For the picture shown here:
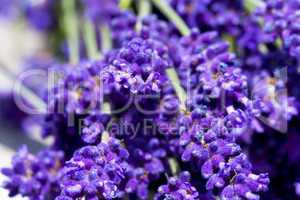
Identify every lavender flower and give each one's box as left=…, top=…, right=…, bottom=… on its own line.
left=254, top=0, right=300, bottom=58
left=24, top=0, right=58, bottom=31
left=125, top=138, right=167, bottom=199
left=1, top=146, right=64, bottom=200
left=173, top=29, right=236, bottom=91
left=168, top=0, right=245, bottom=36
left=81, top=113, right=111, bottom=144
left=57, top=138, right=129, bottom=199
left=149, top=29, right=271, bottom=199
left=109, top=10, right=137, bottom=47
left=238, top=0, right=300, bottom=71
left=42, top=61, right=108, bottom=156
left=154, top=171, right=199, bottom=200
left=250, top=70, right=298, bottom=130
left=140, top=15, right=176, bottom=43
left=81, top=0, right=119, bottom=25
left=82, top=0, right=137, bottom=47
left=221, top=173, right=269, bottom=200
left=173, top=113, right=270, bottom=200
left=3, top=1, right=297, bottom=199
left=103, top=36, right=170, bottom=95
left=48, top=61, right=106, bottom=114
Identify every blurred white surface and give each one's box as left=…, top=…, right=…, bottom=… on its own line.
left=0, top=18, right=45, bottom=94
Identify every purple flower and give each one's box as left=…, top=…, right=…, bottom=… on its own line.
left=109, top=10, right=137, bottom=47
left=154, top=171, right=199, bottom=200
left=81, top=113, right=110, bottom=144
left=125, top=138, right=167, bottom=199
left=250, top=70, right=298, bottom=131
left=82, top=0, right=137, bottom=47
left=173, top=29, right=236, bottom=93
left=103, top=36, right=170, bottom=95
left=1, top=146, right=64, bottom=200
left=254, top=0, right=300, bottom=58
left=2, top=2, right=291, bottom=199
left=82, top=0, right=119, bottom=24
left=221, top=173, right=269, bottom=200
left=168, top=112, right=270, bottom=199
left=24, top=0, right=58, bottom=31
left=57, top=138, right=129, bottom=199
left=168, top=0, right=245, bottom=36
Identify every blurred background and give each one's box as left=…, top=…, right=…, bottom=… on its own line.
left=0, top=7, right=50, bottom=199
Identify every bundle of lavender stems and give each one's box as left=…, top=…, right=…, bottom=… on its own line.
left=0, top=0, right=299, bottom=199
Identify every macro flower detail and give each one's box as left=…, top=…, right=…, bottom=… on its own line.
left=1, top=146, right=64, bottom=200
left=57, top=139, right=129, bottom=200
left=103, top=36, right=170, bottom=95
left=154, top=171, right=199, bottom=200
left=1, top=0, right=299, bottom=199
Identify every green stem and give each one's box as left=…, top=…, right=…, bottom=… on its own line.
left=102, top=102, right=111, bottom=114
left=135, top=0, right=152, bottom=32
left=166, top=68, right=187, bottom=111
left=138, top=0, right=152, bottom=18
left=100, top=25, right=112, bottom=53
left=244, top=0, right=265, bottom=13
left=275, top=37, right=283, bottom=48
left=222, top=34, right=235, bottom=53
left=98, top=24, right=112, bottom=143
left=62, top=0, right=79, bottom=64
left=101, top=102, right=111, bottom=143
left=168, top=157, right=180, bottom=175
left=149, top=0, right=190, bottom=109
left=83, top=19, right=100, bottom=60
left=151, top=0, right=190, bottom=36
left=119, top=0, right=132, bottom=10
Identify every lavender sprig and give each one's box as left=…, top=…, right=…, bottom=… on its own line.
left=154, top=171, right=199, bottom=200
left=56, top=139, right=129, bottom=199
left=1, top=146, right=64, bottom=200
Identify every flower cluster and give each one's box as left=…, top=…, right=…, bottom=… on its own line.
left=124, top=137, right=167, bottom=199
left=2, top=0, right=300, bottom=199
left=82, top=0, right=119, bottom=24
left=255, top=0, right=300, bottom=58
left=56, top=138, right=129, bottom=199
left=154, top=171, right=199, bottom=200
left=1, top=146, right=64, bottom=200
left=103, top=36, right=169, bottom=95
left=168, top=112, right=270, bottom=199
left=168, top=0, right=245, bottom=36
